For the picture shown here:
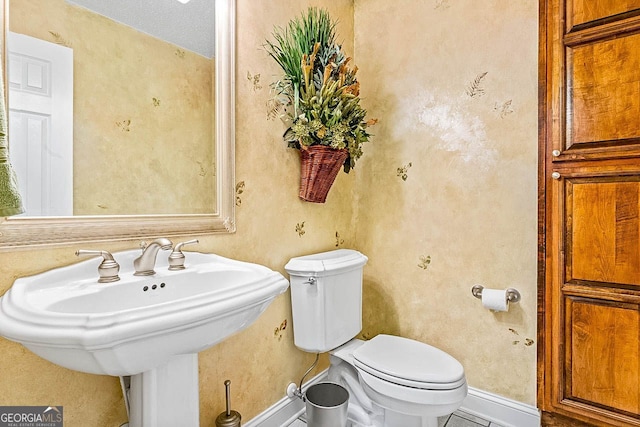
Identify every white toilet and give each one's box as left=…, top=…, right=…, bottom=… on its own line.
left=285, top=249, right=468, bottom=427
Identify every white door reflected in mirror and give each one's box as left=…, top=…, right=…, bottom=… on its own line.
left=8, top=32, right=73, bottom=216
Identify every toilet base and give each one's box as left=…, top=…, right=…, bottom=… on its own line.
left=342, top=402, right=439, bottom=427
left=328, top=352, right=461, bottom=427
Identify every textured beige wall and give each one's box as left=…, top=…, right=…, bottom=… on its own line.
left=10, top=0, right=215, bottom=215
left=354, top=0, right=539, bottom=404
left=0, top=0, right=540, bottom=425
left=0, top=0, right=355, bottom=426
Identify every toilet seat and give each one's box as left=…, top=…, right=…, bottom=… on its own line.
left=352, top=334, right=466, bottom=390
left=358, top=369, right=468, bottom=409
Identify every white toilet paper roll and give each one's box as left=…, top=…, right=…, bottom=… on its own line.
left=481, top=288, right=508, bottom=312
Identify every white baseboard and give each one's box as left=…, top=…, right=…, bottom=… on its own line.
left=244, top=369, right=541, bottom=427
left=243, top=371, right=328, bottom=427
left=460, top=387, right=540, bottom=427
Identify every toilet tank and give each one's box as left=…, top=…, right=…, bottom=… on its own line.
left=285, top=249, right=368, bottom=353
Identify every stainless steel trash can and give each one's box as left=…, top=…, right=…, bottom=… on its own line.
left=304, top=382, right=349, bottom=427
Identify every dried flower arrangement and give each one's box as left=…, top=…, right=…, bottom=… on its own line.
left=265, top=8, right=377, bottom=175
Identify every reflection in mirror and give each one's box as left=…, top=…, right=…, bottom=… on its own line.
left=0, top=0, right=235, bottom=249
left=9, top=0, right=215, bottom=216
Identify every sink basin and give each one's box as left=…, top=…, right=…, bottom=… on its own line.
left=0, top=250, right=289, bottom=376
left=0, top=249, right=290, bottom=426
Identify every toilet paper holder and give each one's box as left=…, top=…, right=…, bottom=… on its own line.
left=471, top=285, right=521, bottom=304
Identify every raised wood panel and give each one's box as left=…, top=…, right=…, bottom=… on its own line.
left=568, top=178, right=640, bottom=286
left=542, top=411, right=599, bottom=426
left=569, top=0, right=640, bottom=28
left=566, top=298, right=640, bottom=416
left=543, top=0, right=640, bottom=424
left=569, top=33, right=640, bottom=147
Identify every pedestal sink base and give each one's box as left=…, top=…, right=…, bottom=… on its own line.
left=129, top=354, right=199, bottom=427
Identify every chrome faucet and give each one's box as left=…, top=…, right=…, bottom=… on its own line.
left=134, top=238, right=173, bottom=276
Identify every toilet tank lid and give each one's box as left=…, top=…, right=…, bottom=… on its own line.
left=284, top=249, right=368, bottom=276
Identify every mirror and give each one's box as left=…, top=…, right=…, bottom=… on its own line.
left=9, top=0, right=216, bottom=217
left=0, top=0, right=235, bottom=249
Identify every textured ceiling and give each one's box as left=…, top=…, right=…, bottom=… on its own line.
left=66, top=0, right=215, bottom=58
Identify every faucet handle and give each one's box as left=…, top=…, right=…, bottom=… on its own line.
left=168, top=239, right=199, bottom=271
left=76, top=250, right=120, bottom=283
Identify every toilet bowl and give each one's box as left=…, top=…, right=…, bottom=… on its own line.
left=329, top=336, right=467, bottom=426
left=285, top=250, right=468, bottom=427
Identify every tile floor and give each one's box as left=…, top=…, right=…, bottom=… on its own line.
left=438, top=410, right=505, bottom=427
left=288, top=409, right=505, bottom=427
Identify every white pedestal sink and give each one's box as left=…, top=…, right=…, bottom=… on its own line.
left=128, top=354, right=200, bottom=427
left=0, top=250, right=289, bottom=427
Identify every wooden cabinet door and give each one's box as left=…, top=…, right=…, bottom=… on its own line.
left=540, top=0, right=640, bottom=425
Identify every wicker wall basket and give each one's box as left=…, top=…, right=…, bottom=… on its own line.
left=298, top=145, right=349, bottom=203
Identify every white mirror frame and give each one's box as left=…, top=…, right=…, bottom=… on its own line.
left=0, top=0, right=235, bottom=250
